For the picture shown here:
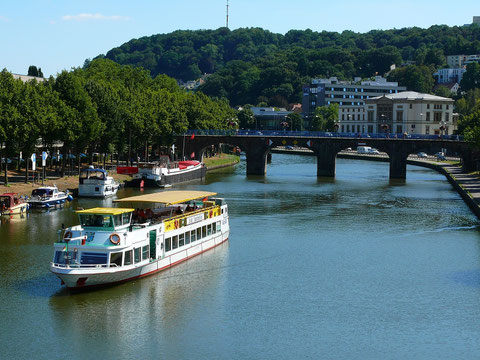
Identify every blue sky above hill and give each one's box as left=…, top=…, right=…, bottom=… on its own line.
left=1, top=0, right=477, bottom=77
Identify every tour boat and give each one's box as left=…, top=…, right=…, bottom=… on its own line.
left=124, top=157, right=206, bottom=188
left=0, top=193, right=28, bottom=216
left=50, top=190, right=229, bottom=289
left=78, top=167, right=119, bottom=198
left=27, top=185, right=73, bottom=209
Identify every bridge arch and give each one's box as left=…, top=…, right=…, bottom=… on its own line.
left=175, top=133, right=472, bottom=179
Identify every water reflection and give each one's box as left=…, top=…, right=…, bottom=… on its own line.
left=47, top=243, right=229, bottom=355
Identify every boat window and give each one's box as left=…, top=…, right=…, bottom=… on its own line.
left=212, top=222, right=216, bottom=234
left=172, top=235, right=178, bottom=250
left=79, top=214, right=114, bottom=229
left=191, top=230, right=196, bottom=242
left=0, top=196, right=11, bottom=208
left=54, top=250, right=77, bottom=264
left=122, top=212, right=131, bottom=225
left=80, top=252, right=107, bottom=265
left=202, top=226, right=206, bottom=238
left=217, top=221, right=221, bottom=232
left=124, top=250, right=133, bottom=265
left=207, top=224, right=212, bottom=236
left=113, top=214, right=122, bottom=227
left=142, top=245, right=149, bottom=260
left=165, top=237, right=171, bottom=252
left=196, top=228, right=202, bottom=240
left=134, top=248, right=141, bottom=263
left=110, top=252, right=123, bottom=267
left=179, top=233, right=184, bottom=247
left=185, top=231, right=190, bottom=245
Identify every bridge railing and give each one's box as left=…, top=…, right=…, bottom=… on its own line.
left=181, top=129, right=463, bottom=141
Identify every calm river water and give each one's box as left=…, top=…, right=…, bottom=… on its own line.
left=1, top=154, right=480, bottom=359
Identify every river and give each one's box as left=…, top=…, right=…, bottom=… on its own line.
left=1, top=154, right=480, bottom=359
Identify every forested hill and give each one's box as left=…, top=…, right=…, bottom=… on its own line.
left=101, top=25, right=480, bottom=106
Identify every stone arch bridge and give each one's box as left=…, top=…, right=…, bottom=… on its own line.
left=175, top=132, right=474, bottom=179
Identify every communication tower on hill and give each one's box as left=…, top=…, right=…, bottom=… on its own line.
left=226, top=0, right=229, bottom=28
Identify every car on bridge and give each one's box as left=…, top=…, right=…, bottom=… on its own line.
left=368, top=148, right=380, bottom=155
left=417, top=152, right=428, bottom=158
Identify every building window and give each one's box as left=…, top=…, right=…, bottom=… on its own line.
left=426, top=112, right=430, bottom=121
left=342, top=114, right=345, bottom=120
left=368, top=125, right=373, bottom=133
left=410, top=104, right=412, bottom=109
left=396, top=111, right=403, bottom=121
left=434, top=112, right=442, bottom=122
left=427, top=104, right=430, bottom=109
left=368, top=111, right=374, bottom=122
left=446, top=113, right=449, bottom=122
left=396, top=125, right=403, bottom=134
left=426, top=125, right=430, bottom=134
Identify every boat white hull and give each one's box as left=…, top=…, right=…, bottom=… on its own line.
left=51, top=231, right=229, bottom=289
left=78, top=184, right=119, bottom=198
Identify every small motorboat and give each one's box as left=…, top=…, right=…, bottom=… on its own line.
left=0, top=193, right=28, bottom=216
left=78, top=167, right=119, bottom=198
left=27, top=185, right=73, bottom=209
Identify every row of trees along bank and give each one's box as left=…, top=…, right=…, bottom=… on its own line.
left=0, top=59, right=236, bottom=185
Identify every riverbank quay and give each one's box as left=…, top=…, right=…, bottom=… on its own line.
left=203, top=154, right=240, bottom=171
left=0, top=154, right=240, bottom=196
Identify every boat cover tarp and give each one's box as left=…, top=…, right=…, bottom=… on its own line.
left=114, top=190, right=216, bottom=206
left=117, top=166, right=138, bottom=175
left=76, top=207, right=135, bottom=215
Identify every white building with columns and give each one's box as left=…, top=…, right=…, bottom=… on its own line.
left=362, top=92, right=456, bottom=135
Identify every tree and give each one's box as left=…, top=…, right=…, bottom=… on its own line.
left=460, top=62, right=480, bottom=92
left=434, top=85, right=453, bottom=98
left=286, top=113, right=304, bottom=131
left=237, top=106, right=255, bottom=129
left=27, top=65, right=43, bottom=77
left=311, top=104, right=339, bottom=131
left=460, top=110, right=480, bottom=148
left=387, top=65, right=434, bottom=93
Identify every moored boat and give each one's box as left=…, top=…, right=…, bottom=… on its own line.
left=78, top=167, right=119, bottom=198
left=50, top=190, right=229, bottom=289
left=28, top=185, right=73, bottom=209
left=124, top=156, right=206, bottom=188
left=0, top=193, right=28, bottom=216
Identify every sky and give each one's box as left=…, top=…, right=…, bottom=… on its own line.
left=1, top=0, right=478, bottom=77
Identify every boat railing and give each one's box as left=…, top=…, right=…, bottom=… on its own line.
left=51, top=262, right=121, bottom=269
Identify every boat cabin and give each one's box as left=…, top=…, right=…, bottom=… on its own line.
left=79, top=168, right=108, bottom=183
left=77, top=208, right=133, bottom=231
left=32, top=187, right=57, bottom=198
left=0, top=193, right=21, bottom=209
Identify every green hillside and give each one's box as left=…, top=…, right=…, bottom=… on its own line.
left=100, top=25, right=480, bottom=106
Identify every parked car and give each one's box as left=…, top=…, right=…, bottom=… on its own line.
left=417, top=152, right=428, bottom=158
left=437, top=154, right=446, bottom=161
left=285, top=145, right=293, bottom=150
left=434, top=152, right=445, bottom=157
left=368, top=148, right=380, bottom=155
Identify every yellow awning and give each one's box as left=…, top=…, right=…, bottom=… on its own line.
left=76, top=207, right=134, bottom=215
left=114, top=190, right=217, bottom=206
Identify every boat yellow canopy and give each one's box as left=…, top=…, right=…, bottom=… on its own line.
left=76, top=207, right=135, bottom=215
left=114, top=190, right=217, bottom=206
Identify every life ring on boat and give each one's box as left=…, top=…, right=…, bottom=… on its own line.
left=63, top=231, right=72, bottom=241
left=109, top=233, right=121, bottom=245
left=174, top=220, right=179, bottom=229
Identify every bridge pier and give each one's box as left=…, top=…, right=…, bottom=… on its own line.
left=316, top=149, right=337, bottom=177
left=246, top=148, right=268, bottom=175
left=389, top=152, right=408, bottom=179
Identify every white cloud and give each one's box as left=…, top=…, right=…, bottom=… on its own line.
left=61, top=13, right=130, bottom=22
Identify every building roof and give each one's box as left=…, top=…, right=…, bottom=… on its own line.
left=368, top=91, right=454, bottom=102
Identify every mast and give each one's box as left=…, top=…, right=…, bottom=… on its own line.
left=226, top=0, right=229, bottom=28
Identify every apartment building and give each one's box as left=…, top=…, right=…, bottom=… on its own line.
left=302, top=76, right=406, bottom=132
